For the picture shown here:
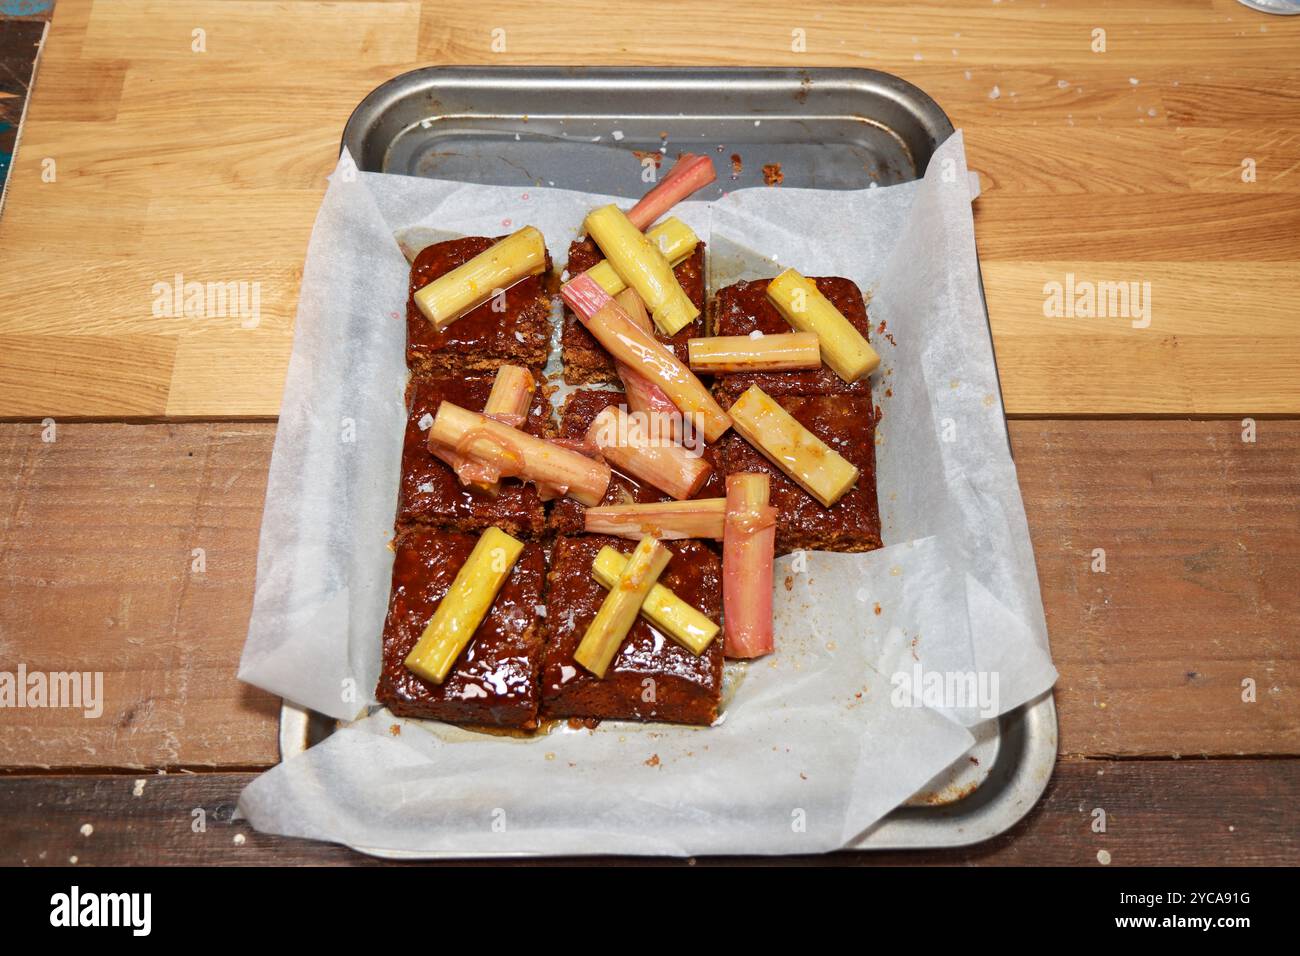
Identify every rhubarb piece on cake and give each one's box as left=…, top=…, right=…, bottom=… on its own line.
left=548, top=389, right=724, bottom=535
left=586, top=404, right=714, bottom=501
left=584, top=499, right=726, bottom=541
left=376, top=530, right=547, bottom=729
left=687, top=332, right=821, bottom=375
left=541, top=535, right=723, bottom=725
left=765, top=268, right=880, bottom=382
left=710, top=277, right=876, bottom=398
left=406, top=235, right=552, bottom=375
left=589, top=545, right=719, bottom=655
left=718, top=391, right=882, bottom=555
left=722, top=473, right=776, bottom=659
left=584, top=204, right=699, bottom=335
left=572, top=535, right=673, bottom=679
left=624, top=153, right=716, bottom=230
left=561, top=273, right=730, bottom=442
left=397, top=373, right=551, bottom=537
left=561, top=237, right=705, bottom=385
left=428, top=400, right=612, bottom=508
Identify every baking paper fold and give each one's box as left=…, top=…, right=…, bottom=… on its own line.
left=237, top=133, right=1057, bottom=855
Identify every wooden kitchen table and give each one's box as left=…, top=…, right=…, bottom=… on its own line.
left=0, top=0, right=1296, bottom=865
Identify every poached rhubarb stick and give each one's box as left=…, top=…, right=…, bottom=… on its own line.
left=585, top=204, right=699, bottom=335
left=574, top=536, right=672, bottom=678
left=766, top=268, right=881, bottom=382
left=584, top=499, right=726, bottom=540
left=591, top=546, right=719, bottom=654
left=687, top=332, right=822, bottom=374
left=626, top=153, right=717, bottom=230
left=483, top=364, right=535, bottom=427
left=586, top=217, right=698, bottom=297
left=405, top=526, right=525, bottom=683
left=429, top=401, right=612, bottom=507
left=561, top=273, right=731, bottom=443
left=586, top=405, right=712, bottom=501
left=428, top=365, right=537, bottom=494
left=727, top=385, right=860, bottom=507
left=613, top=289, right=680, bottom=431
left=722, top=474, right=776, bottom=658
left=412, top=226, right=547, bottom=329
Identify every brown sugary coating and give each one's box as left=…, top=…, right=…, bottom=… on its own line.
left=377, top=531, right=547, bottom=729
left=710, top=277, right=874, bottom=398
left=547, top=389, right=723, bottom=534
left=541, top=535, right=722, bottom=726
left=406, top=236, right=552, bottom=375
left=719, top=392, right=882, bottom=555
left=397, top=374, right=551, bottom=537
left=560, top=238, right=706, bottom=384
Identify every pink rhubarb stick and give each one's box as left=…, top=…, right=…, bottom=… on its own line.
left=722, top=473, right=776, bottom=658
left=428, top=365, right=536, bottom=494
left=561, top=273, right=731, bottom=443
left=613, top=288, right=681, bottom=434
left=586, top=405, right=713, bottom=501
left=626, top=154, right=717, bottom=230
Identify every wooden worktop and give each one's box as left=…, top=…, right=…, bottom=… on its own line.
left=0, top=0, right=1296, bottom=865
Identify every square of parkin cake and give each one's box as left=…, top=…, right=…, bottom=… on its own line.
left=709, top=277, right=874, bottom=398
left=376, top=530, right=548, bottom=729
left=541, top=535, right=723, bottom=726
left=547, top=388, right=725, bottom=535
left=560, top=236, right=706, bottom=385
left=718, top=392, right=883, bottom=555
left=397, top=373, right=552, bottom=538
left=406, top=236, right=553, bottom=376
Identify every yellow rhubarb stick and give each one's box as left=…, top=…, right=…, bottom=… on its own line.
left=413, top=227, right=548, bottom=329
left=586, top=217, right=699, bottom=297
left=584, top=499, right=726, bottom=540
left=765, top=268, right=880, bottom=382
left=429, top=401, right=612, bottom=507
left=591, top=546, right=718, bottom=654
left=585, top=204, right=699, bottom=336
left=404, top=527, right=525, bottom=683
left=687, top=332, right=822, bottom=374
left=574, top=536, right=672, bottom=678
left=727, top=385, right=860, bottom=507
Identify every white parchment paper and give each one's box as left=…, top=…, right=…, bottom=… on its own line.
left=236, top=133, right=1057, bottom=856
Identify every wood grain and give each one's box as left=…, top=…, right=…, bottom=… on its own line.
left=2, top=757, right=1295, bottom=865
left=982, top=262, right=1300, bottom=414
left=1, top=419, right=1294, bottom=769
left=0, top=0, right=1298, bottom=416
left=1014, top=420, right=1300, bottom=757
left=0, top=423, right=280, bottom=770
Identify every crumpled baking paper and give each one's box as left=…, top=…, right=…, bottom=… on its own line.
left=237, top=132, right=1057, bottom=856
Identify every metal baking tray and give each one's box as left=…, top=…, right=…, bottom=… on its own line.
left=280, top=66, right=1057, bottom=855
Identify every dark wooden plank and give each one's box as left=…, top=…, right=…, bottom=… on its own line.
left=1, top=419, right=1297, bottom=768
left=0, top=422, right=280, bottom=770
left=2, top=757, right=1295, bottom=865
left=1014, top=420, right=1300, bottom=757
